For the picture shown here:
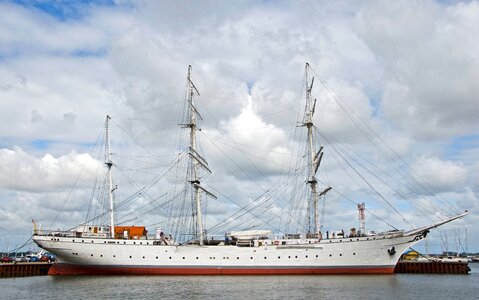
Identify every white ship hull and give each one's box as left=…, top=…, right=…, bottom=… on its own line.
left=33, top=231, right=424, bottom=275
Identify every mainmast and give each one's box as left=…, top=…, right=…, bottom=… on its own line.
left=301, top=63, right=331, bottom=239
left=105, top=115, right=116, bottom=238
left=182, top=65, right=216, bottom=246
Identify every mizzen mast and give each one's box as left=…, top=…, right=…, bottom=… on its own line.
left=182, top=65, right=216, bottom=246
left=105, top=115, right=117, bottom=238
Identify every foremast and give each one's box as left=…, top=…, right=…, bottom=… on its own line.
left=301, top=63, right=331, bottom=239
left=105, top=115, right=116, bottom=238
left=182, top=65, right=216, bottom=246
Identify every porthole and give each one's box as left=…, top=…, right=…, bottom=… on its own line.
left=169, top=257, right=172, bottom=259
left=305, top=255, right=308, bottom=258
left=197, top=257, right=199, bottom=260
left=156, top=256, right=159, bottom=259
left=237, top=257, right=239, bottom=260
left=250, top=257, right=253, bottom=259
left=340, top=254, right=342, bottom=256
left=353, top=253, right=356, bottom=255
left=129, top=256, right=132, bottom=258
left=316, top=255, right=318, bottom=258
left=91, top=254, right=93, bottom=257
left=100, top=255, right=103, bottom=257
left=113, top=255, right=116, bottom=258
left=295, top=256, right=297, bottom=258
left=143, top=256, right=145, bottom=259
left=183, top=257, right=185, bottom=259
left=329, top=254, right=332, bottom=257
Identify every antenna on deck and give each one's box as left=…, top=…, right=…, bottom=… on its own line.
left=358, top=202, right=366, bottom=236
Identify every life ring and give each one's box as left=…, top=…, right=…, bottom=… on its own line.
left=274, top=240, right=279, bottom=245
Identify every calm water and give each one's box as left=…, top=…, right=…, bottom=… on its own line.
left=1, top=264, right=478, bottom=299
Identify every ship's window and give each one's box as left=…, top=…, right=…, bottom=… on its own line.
left=113, top=255, right=116, bottom=258
left=353, top=253, right=356, bottom=255
left=340, top=240, right=342, bottom=243
left=156, top=256, right=158, bottom=259
left=305, top=255, right=308, bottom=258
left=264, top=257, right=267, bottom=259
left=357, top=239, right=359, bottom=241
left=288, top=256, right=291, bottom=258
left=183, top=257, right=185, bottom=259
left=72, top=239, right=75, bottom=242
left=383, top=236, right=386, bottom=239
left=250, top=257, right=253, bottom=259
left=340, top=254, right=342, bottom=256
left=104, top=241, right=106, bottom=243
left=237, top=257, right=239, bottom=260
left=82, top=240, right=84, bottom=242
left=140, top=242, right=142, bottom=245
left=367, top=238, right=369, bottom=240
left=329, top=240, right=332, bottom=243
left=143, top=256, right=145, bottom=259
left=117, top=242, right=119, bottom=244
left=100, top=255, right=103, bottom=257
left=134, top=242, right=136, bottom=244
left=196, top=257, right=199, bottom=260
left=373, top=237, right=376, bottom=240
left=169, top=257, right=172, bottom=259
left=350, top=239, right=352, bottom=241
left=147, top=242, right=149, bottom=245
left=316, top=255, right=318, bottom=258
left=91, top=254, right=93, bottom=257
left=295, top=256, right=297, bottom=258
left=124, top=242, right=126, bottom=244
left=253, top=250, right=256, bottom=252
left=329, top=254, right=332, bottom=257
left=278, top=256, right=281, bottom=259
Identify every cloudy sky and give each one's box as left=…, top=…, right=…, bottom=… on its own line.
left=0, top=0, right=478, bottom=253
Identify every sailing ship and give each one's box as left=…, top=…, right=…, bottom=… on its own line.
left=33, top=64, right=468, bottom=275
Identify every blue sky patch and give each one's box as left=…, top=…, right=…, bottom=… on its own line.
left=12, top=0, right=116, bottom=21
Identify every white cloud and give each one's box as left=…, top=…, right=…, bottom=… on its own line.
left=0, top=147, right=101, bottom=192
left=411, top=156, right=467, bottom=193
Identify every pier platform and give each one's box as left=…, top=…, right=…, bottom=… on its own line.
left=395, top=260, right=470, bottom=274
left=0, top=263, right=52, bottom=278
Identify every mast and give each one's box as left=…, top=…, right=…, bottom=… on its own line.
left=105, top=115, right=116, bottom=238
left=182, top=65, right=216, bottom=246
left=301, top=63, right=330, bottom=239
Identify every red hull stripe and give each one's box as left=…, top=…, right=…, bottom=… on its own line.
left=48, top=264, right=395, bottom=275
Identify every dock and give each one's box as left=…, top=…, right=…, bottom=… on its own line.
left=395, top=260, right=470, bottom=274
left=0, top=263, right=52, bottom=278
